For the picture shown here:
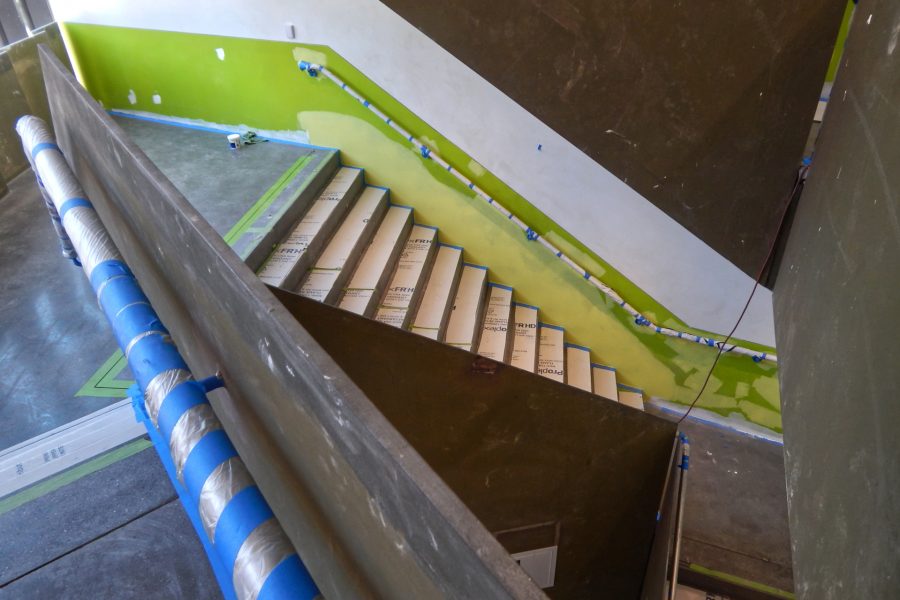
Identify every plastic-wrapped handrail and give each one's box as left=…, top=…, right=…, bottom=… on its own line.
left=17, top=115, right=319, bottom=600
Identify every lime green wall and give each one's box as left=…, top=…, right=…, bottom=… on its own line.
left=61, top=24, right=782, bottom=430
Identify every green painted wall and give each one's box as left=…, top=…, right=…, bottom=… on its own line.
left=61, top=24, right=782, bottom=430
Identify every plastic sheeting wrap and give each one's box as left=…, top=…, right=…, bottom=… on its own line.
left=17, top=115, right=320, bottom=600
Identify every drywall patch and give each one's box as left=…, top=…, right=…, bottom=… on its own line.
left=292, top=47, right=327, bottom=67
left=127, top=89, right=137, bottom=105
left=152, top=93, right=162, bottom=104
left=215, top=47, right=225, bottom=60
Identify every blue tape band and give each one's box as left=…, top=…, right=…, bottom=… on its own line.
left=182, top=430, right=238, bottom=501
left=539, top=322, right=564, bottom=331
left=512, top=302, right=539, bottom=311
left=556, top=251, right=562, bottom=257
left=525, top=228, right=539, bottom=241
left=591, top=363, right=616, bottom=372
left=257, top=554, right=319, bottom=600
left=583, top=271, right=590, bottom=279
left=617, top=384, right=643, bottom=394
left=487, top=282, right=513, bottom=291
left=487, top=198, right=494, bottom=204
left=214, top=486, right=275, bottom=571
left=468, top=182, right=475, bottom=189
left=58, top=197, right=92, bottom=220
left=128, top=335, right=189, bottom=390
left=157, top=383, right=207, bottom=441
left=462, top=263, right=488, bottom=270
left=437, top=242, right=464, bottom=250
left=90, top=260, right=133, bottom=291
left=564, top=342, right=591, bottom=352
left=31, top=142, right=60, bottom=161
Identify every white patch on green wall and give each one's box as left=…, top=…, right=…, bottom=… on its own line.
left=467, top=159, right=486, bottom=177
left=127, top=89, right=137, bottom=105
left=292, top=47, right=328, bottom=67
left=215, top=47, right=225, bottom=60
left=152, top=93, right=162, bottom=104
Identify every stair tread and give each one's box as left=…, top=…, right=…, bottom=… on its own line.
left=410, top=244, right=463, bottom=340
left=444, top=264, right=488, bottom=351
left=565, top=344, right=592, bottom=392
left=537, top=323, right=565, bottom=382
left=374, top=225, right=438, bottom=328
left=258, top=166, right=361, bottom=288
left=510, top=303, right=539, bottom=373
left=339, top=205, right=412, bottom=315
left=299, top=186, right=387, bottom=302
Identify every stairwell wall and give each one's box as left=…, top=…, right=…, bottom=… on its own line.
left=50, top=13, right=782, bottom=429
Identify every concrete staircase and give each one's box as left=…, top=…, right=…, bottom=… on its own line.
left=254, top=165, right=644, bottom=408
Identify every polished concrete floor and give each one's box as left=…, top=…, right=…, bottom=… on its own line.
left=0, top=115, right=329, bottom=598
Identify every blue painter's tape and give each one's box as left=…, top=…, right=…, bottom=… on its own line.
left=634, top=316, right=651, bottom=327
left=257, top=554, right=319, bottom=600
left=214, top=485, right=274, bottom=570
left=342, top=83, right=347, bottom=89
left=656, top=327, right=662, bottom=333
left=420, top=145, right=431, bottom=159
left=197, top=375, right=225, bottom=393
left=407, top=134, right=414, bottom=142
left=512, top=301, right=539, bottom=311
left=385, top=118, right=391, bottom=124
left=182, top=430, right=238, bottom=500
left=30, top=142, right=60, bottom=161
left=127, top=336, right=189, bottom=390
left=107, top=111, right=337, bottom=152
left=157, top=383, right=207, bottom=440
left=617, top=383, right=643, bottom=394
left=387, top=202, right=413, bottom=211
left=752, top=353, right=767, bottom=363
left=487, top=198, right=494, bottom=204
left=58, top=197, right=92, bottom=220
left=487, top=282, right=513, bottom=291
left=507, top=213, right=514, bottom=219
left=591, top=363, right=616, bottom=372
left=564, top=342, right=591, bottom=352
left=97, top=275, right=147, bottom=314
left=90, top=259, right=134, bottom=290
left=468, top=182, right=475, bottom=189
left=462, top=263, right=488, bottom=270
left=446, top=165, right=452, bottom=171
left=539, top=322, right=564, bottom=331
left=556, top=251, right=562, bottom=257
left=113, top=304, right=168, bottom=352
left=525, top=228, right=539, bottom=241
left=437, top=242, right=464, bottom=251
left=413, top=223, right=439, bottom=231
left=583, top=271, right=590, bottom=279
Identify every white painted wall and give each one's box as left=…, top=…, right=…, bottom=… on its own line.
left=49, top=0, right=776, bottom=347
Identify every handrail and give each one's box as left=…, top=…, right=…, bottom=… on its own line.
left=297, top=60, right=776, bottom=364
left=17, top=115, right=320, bottom=600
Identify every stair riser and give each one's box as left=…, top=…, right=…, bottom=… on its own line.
left=445, top=265, right=488, bottom=352
left=409, top=245, right=463, bottom=341
left=477, top=284, right=514, bottom=363
left=258, top=167, right=364, bottom=290
left=510, top=304, right=539, bottom=373
left=298, top=186, right=389, bottom=304
left=375, top=225, right=439, bottom=329
left=340, top=206, right=413, bottom=317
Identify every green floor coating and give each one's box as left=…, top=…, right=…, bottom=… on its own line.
left=61, top=24, right=782, bottom=430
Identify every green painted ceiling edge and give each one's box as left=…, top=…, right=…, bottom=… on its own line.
left=59, top=23, right=782, bottom=430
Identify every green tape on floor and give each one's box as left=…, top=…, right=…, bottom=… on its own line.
left=75, top=350, right=131, bottom=397
left=0, top=438, right=152, bottom=516
left=687, top=563, right=795, bottom=599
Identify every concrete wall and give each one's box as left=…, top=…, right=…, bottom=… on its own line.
left=49, top=0, right=777, bottom=347
left=774, top=0, right=900, bottom=596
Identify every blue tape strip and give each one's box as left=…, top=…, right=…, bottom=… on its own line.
left=525, top=228, right=539, bottom=241
left=564, top=342, right=591, bottom=352
left=112, top=303, right=169, bottom=351
left=89, top=259, right=133, bottom=290
left=30, top=142, right=60, bottom=161
left=539, top=322, right=564, bottom=332
left=257, top=555, right=319, bottom=600
left=437, top=242, right=464, bottom=251
left=214, top=485, right=274, bottom=571
left=591, top=363, right=616, bottom=372
left=157, top=382, right=207, bottom=440
left=512, top=301, right=539, bottom=311
left=182, top=430, right=238, bottom=500
left=462, top=263, right=488, bottom=270
left=487, top=282, right=513, bottom=291
left=127, top=335, right=189, bottom=390
left=617, top=383, right=643, bottom=394
left=58, top=197, right=92, bottom=220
